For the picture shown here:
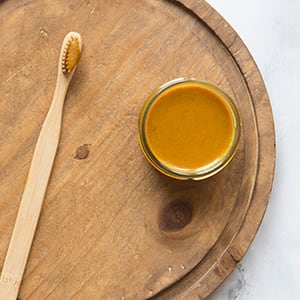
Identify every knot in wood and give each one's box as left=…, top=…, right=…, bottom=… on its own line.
left=159, top=202, right=192, bottom=232
left=75, top=144, right=90, bottom=160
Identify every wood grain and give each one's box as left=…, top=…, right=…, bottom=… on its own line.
left=0, top=0, right=275, bottom=299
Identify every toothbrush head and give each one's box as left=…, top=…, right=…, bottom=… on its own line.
left=61, top=33, right=82, bottom=74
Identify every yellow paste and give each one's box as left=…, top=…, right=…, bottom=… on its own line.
left=144, top=83, right=235, bottom=172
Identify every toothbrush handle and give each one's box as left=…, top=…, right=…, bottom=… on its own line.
left=0, top=85, right=67, bottom=300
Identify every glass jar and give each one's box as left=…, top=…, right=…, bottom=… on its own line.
left=138, top=78, right=241, bottom=180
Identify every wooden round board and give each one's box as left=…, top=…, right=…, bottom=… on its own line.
left=0, top=0, right=275, bottom=299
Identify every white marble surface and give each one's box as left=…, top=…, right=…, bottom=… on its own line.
left=204, top=0, right=300, bottom=299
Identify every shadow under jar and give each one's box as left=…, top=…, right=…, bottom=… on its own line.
left=138, top=78, right=241, bottom=180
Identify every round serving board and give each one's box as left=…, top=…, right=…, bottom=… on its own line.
left=0, top=0, right=275, bottom=299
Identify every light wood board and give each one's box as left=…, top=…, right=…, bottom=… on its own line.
left=0, top=0, right=275, bottom=299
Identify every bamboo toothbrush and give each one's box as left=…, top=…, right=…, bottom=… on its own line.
left=0, top=32, right=82, bottom=300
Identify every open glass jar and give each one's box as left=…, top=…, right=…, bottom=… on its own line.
left=138, top=78, right=241, bottom=180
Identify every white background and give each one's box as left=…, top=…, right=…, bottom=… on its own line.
left=205, top=1, right=300, bottom=299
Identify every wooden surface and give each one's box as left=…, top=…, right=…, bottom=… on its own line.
left=0, top=0, right=275, bottom=299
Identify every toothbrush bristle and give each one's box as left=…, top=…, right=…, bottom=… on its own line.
left=62, top=36, right=81, bottom=73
